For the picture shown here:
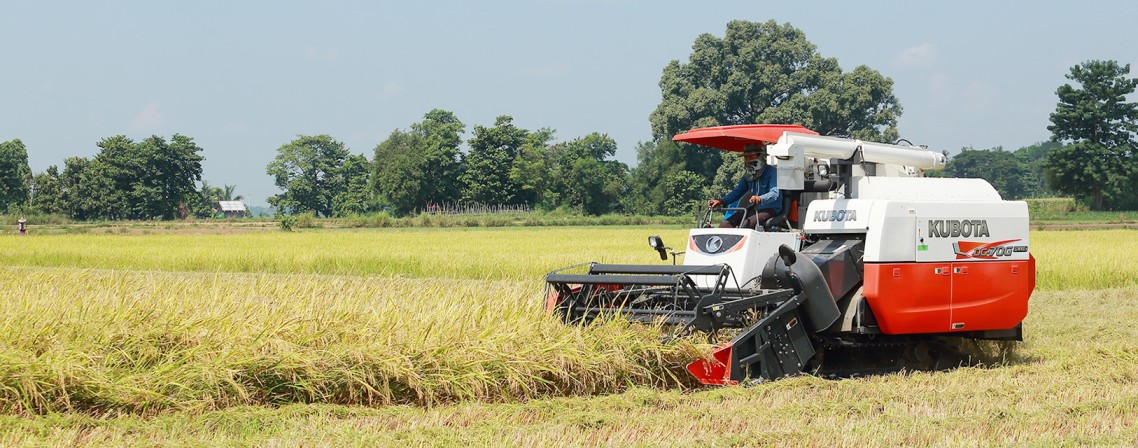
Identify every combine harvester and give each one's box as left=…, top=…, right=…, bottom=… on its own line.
left=545, top=125, right=1035, bottom=385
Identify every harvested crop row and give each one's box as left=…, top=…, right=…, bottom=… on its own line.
left=0, top=267, right=705, bottom=415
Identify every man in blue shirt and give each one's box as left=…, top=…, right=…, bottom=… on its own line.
left=706, top=143, right=782, bottom=229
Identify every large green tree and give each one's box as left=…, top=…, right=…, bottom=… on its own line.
left=372, top=110, right=466, bottom=215
left=373, top=130, right=428, bottom=215
left=508, top=128, right=555, bottom=208
left=637, top=20, right=901, bottom=214
left=568, top=156, right=628, bottom=215
left=87, top=136, right=135, bottom=219
left=59, top=156, right=115, bottom=221
left=333, top=154, right=372, bottom=216
left=49, top=135, right=204, bottom=220
left=460, top=115, right=531, bottom=205
left=0, top=139, right=33, bottom=212
left=659, top=170, right=705, bottom=217
left=650, top=20, right=900, bottom=179
left=412, top=109, right=466, bottom=203
left=1044, top=60, right=1138, bottom=210
left=267, top=135, right=363, bottom=217
left=940, top=147, right=1028, bottom=199
left=132, top=135, right=205, bottom=219
left=30, top=165, right=65, bottom=215
left=1014, top=141, right=1061, bottom=198
left=543, top=133, right=628, bottom=215
left=623, top=139, right=688, bottom=215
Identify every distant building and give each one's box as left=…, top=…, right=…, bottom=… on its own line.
left=217, top=201, right=248, bottom=218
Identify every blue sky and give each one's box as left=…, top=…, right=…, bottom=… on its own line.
left=3, top=1, right=1135, bottom=206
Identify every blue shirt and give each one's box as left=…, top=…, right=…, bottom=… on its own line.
left=722, top=164, right=782, bottom=215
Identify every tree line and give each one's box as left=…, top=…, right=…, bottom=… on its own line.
left=4, top=135, right=209, bottom=220
left=267, top=112, right=632, bottom=217
left=4, top=20, right=1136, bottom=219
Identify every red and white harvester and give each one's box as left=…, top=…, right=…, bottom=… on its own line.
left=545, top=125, right=1035, bottom=385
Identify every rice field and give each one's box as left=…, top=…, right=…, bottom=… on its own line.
left=0, top=268, right=703, bottom=415
left=3, top=227, right=1137, bottom=289
left=0, top=226, right=692, bottom=280
left=0, top=226, right=1135, bottom=445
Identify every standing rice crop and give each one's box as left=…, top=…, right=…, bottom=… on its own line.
left=0, top=227, right=1134, bottom=416
left=0, top=267, right=704, bottom=415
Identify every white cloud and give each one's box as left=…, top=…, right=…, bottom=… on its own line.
left=304, top=45, right=320, bottom=60
left=128, top=102, right=164, bottom=133
left=893, top=43, right=937, bottom=69
left=964, top=80, right=997, bottom=111
left=927, top=73, right=997, bottom=112
left=381, top=81, right=405, bottom=99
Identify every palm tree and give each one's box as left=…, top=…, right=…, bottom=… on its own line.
left=221, top=184, right=244, bottom=201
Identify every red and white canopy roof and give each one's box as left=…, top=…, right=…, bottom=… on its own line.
left=672, top=124, right=817, bottom=152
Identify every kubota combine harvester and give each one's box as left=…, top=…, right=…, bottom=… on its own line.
left=545, top=124, right=1035, bottom=385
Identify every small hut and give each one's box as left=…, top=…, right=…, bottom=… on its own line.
left=217, top=200, right=248, bottom=218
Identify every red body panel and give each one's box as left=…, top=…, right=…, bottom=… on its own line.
left=864, top=263, right=951, bottom=334
left=671, top=124, right=818, bottom=152
left=863, top=257, right=1034, bottom=334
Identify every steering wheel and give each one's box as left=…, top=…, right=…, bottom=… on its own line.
left=701, top=205, right=759, bottom=230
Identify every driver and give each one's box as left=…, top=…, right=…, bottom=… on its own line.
left=706, top=143, right=782, bottom=229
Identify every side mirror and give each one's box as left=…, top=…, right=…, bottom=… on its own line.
left=648, top=236, right=668, bottom=261
left=778, top=244, right=797, bottom=266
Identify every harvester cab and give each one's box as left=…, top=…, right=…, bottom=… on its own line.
left=545, top=124, right=1035, bottom=385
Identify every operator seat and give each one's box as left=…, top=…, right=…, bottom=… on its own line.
left=762, top=193, right=797, bottom=231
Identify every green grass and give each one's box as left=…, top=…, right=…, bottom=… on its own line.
left=1031, top=211, right=1138, bottom=225
left=1024, top=197, right=1078, bottom=214
left=0, top=226, right=1136, bottom=445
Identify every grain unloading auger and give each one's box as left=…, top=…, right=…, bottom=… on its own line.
left=545, top=125, right=1036, bottom=385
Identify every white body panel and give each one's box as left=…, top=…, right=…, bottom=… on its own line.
left=802, top=199, right=874, bottom=234
left=911, top=201, right=1030, bottom=263
left=856, top=177, right=1001, bottom=201
left=683, top=228, right=801, bottom=289
left=770, top=133, right=948, bottom=169
left=863, top=200, right=919, bottom=262
left=769, top=132, right=947, bottom=190
left=799, top=177, right=1031, bottom=263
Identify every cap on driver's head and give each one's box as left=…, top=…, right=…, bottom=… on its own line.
left=743, top=143, right=766, bottom=159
